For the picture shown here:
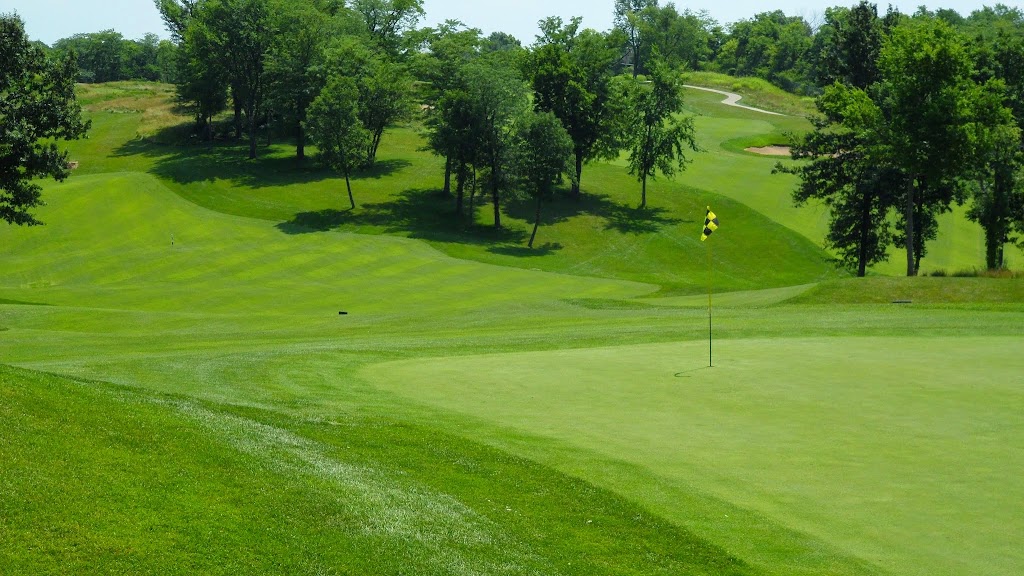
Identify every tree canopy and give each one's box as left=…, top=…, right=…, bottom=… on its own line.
left=1, top=14, right=90, bottom=226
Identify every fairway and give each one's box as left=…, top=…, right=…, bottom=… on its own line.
left=2, top=80, right=1023, bottom=576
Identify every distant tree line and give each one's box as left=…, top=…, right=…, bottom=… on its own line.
left=49, top=31, right=178, bottom=83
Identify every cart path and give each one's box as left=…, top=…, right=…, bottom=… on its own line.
left=683, top=85, right=786, bottom=116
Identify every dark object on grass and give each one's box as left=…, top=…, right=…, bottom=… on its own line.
left=892, top=300, right=912, bottom=304
left=339, top=311, right=348, bottom=315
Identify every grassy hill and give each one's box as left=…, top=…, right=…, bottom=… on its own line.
left=2, top=81, right=1022, bottom=576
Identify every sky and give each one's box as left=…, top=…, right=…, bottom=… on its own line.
left=2, top=0, right=1004, bottom=45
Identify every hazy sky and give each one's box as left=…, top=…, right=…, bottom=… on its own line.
left=3, top=0, right=1002, bottom=45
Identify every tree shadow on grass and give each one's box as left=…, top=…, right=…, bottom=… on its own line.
left=277, top=187, right=529, bottom=246
left=503, top=191, right=686, bottom=235
left=487, top=242, right=563, bottom=256
left=113, top=135, right=409, bottom=189
left=279, top=186, right=687, bottom=256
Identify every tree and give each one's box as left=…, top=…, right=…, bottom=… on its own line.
left=964, top=79, right=1023, bottom=270
left=305, top=76, right=370, bottom=209
left=513, top=111, right=573, bottom=248
left=176, top=17, right=228, bottom=140
left=778, top=83, right=900, bottom=276
left=265, top=0, right=335, bottom=160
left=811, top=1, right=885, bottom=89
left=416, top=21, right=483, bottom=200
left=714, top=11, right=814, bottom=93
left=326, top=37, right=416, bottom=167
left=639, top=4, right=716, bottom=72
left=52, top=30, right=128, bottom=83
left=1, top=14, right=90, bottom=225
left=531, top=17, right=626, bottom=200
left=876, top=17, right=979, bottom=275
left=482, top=31, right=521, bottom=54
left=613, top=0, right=658, bottom=77
left=203, top=0, right=273, bottom=158
left=356, top=58, right=415, bottom=166
left=350, top=0, right=424, bottom=58
left=467, top=54, right=531, bottom=228
left=155, top=0, right=204, bottom=42
left=624, top=60, right=698, bottom=209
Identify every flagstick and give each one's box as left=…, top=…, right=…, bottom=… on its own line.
left=708, top=236, right=713, bottom=368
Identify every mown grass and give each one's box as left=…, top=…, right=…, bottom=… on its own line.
left=1, top=365, right=758, bottom=575
left=2, top=81, right=1023, bottom=576
left=786, top=275, right=1024, bottom=305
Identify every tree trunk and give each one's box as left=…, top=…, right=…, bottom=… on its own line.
left=296, top=96, right=306, bottom=161
left=247, top=108, right=258, bottom=160
left=468, top=169, right=477, bottom=219
left=529, top=195, right=542, bottom=248
left=232, top=88, right=243, bottom=139
left=904, top=178, right=916, bottom=276
left=640, top=174, right=647, bottom=209
left=491, top=179, right=501, bottom=228
left=986, top=225, right=1001, bottom=270
left=857, top=184, right=871, bottom=277
left=368, top=129, right=384, bottom=166
left=454, top=166, right=465, bottom=216
left=345, top=173, right=355, bottom=209
left=443, top=156, right=452, bottom=196
left=572, top=152, right=583, bottom=199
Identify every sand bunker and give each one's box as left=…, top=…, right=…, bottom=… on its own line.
left=745, top=145, right=791, bottom=156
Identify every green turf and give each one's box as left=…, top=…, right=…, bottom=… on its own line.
left=2, top=81, right=1022, bottom=575
left=2, top=365, right=760, bottom=575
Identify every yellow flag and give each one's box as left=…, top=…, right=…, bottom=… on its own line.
left=701, top=207, right=719, bottom=241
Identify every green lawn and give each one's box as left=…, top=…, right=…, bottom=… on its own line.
left=2, top=81, right=1022, bottom=576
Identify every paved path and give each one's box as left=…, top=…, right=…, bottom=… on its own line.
left=682, top=85, right=786, bottom=116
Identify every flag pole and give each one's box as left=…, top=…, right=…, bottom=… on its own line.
left=708, top=235, right=712, bottom=368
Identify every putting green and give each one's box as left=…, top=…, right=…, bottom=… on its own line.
left=365, top=336, right=1024, bottom=576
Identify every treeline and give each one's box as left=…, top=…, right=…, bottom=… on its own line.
left=778, top=2, right=1024, bottom=276
left=47, top=31, right=178, bottom=83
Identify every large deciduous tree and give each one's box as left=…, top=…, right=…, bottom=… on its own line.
left=513, top=111, right=573, bottom=248
left=468, top=54, right=530, bottom=228
left=192, top=0, right=272, bottom=158
left=639, top=4, right=716, bottom=72
left=1, top=14, right=90, bottom=226
left=176, top=18, right=228, bottom=139
left=778, top=84, right=901, bottom=276
left=876, top=17, right=978, bottom=275
left=416, top=21, right=483, bottom=197
left=812, top=1, right=885, bottom=90
left=305, top=76, right=370, bottom=209
left=350, top=0, right=424, bottom=58
left=624, top=60, right=698, bottom=209
left=613, top=0, right=658, bottom=77
left=327, top=38, right=416, bottom=167
left=531, top=17, right=625, bottom=200
left=265, top=0, right=335, bottom=160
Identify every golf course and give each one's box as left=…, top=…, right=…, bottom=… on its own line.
left=2, top=79, right=1022, bottom=576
